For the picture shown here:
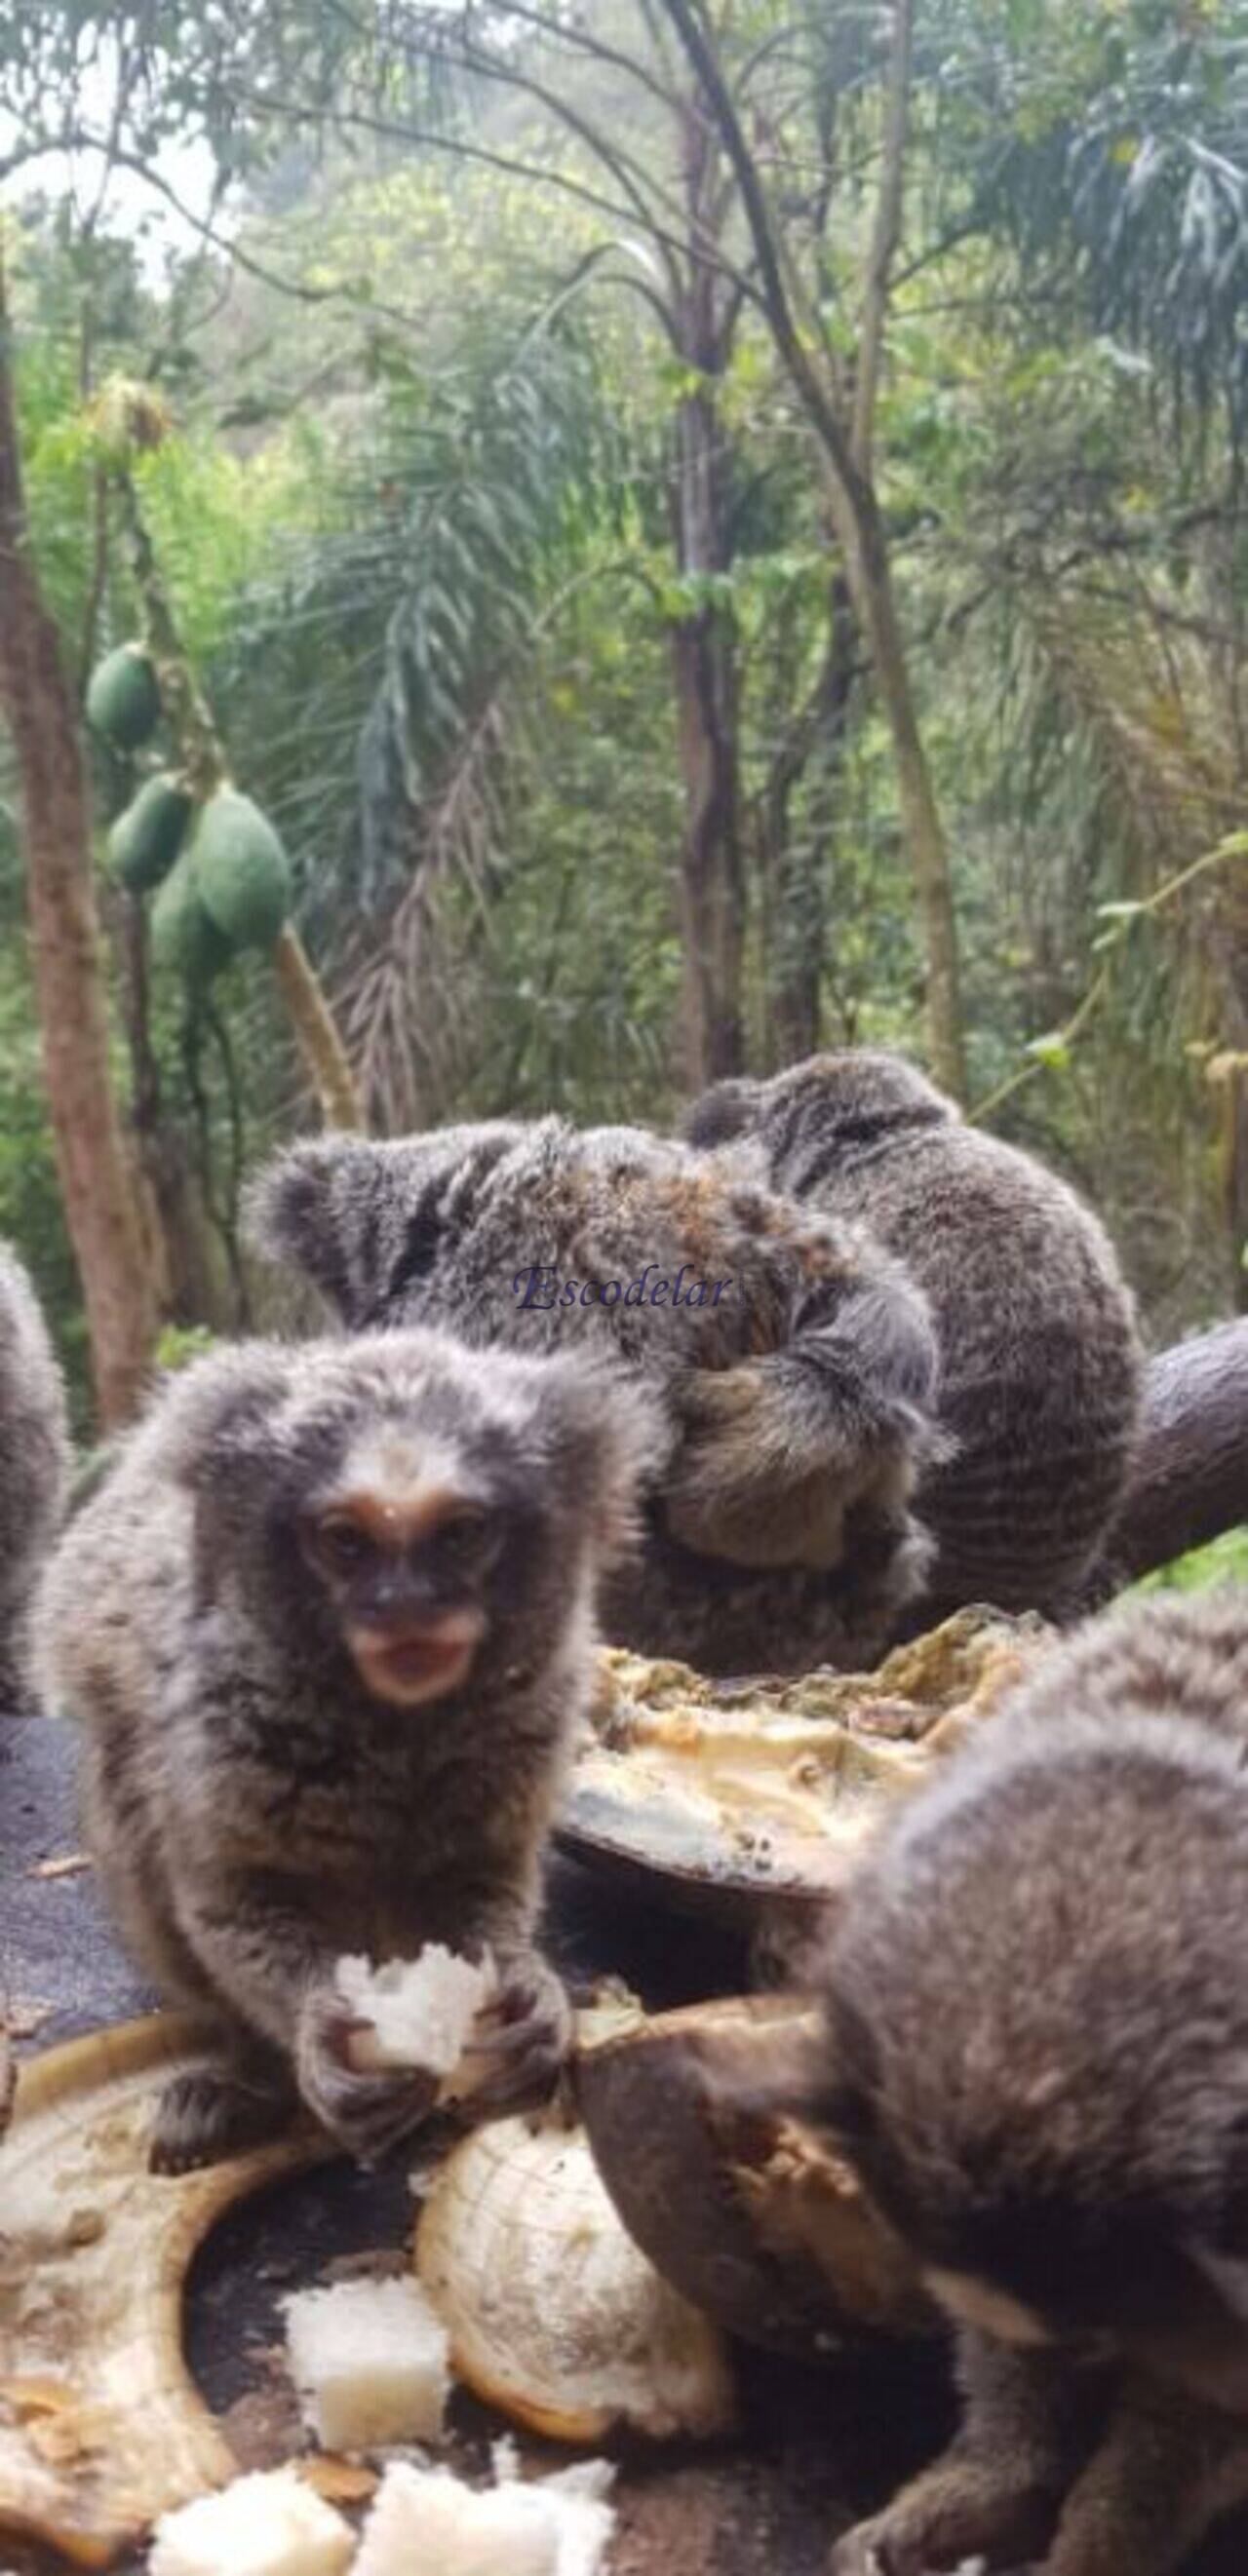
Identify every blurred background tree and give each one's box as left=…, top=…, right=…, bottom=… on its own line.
left=0, top=0, right=1245, bottom=1423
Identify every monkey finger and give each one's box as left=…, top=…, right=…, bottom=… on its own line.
left=304, top=1997, right=373, bottom=2061
left=326, top=2085, right=437, bottom=2167
left=302, top=2057, right=440, bottom=2164
left=829, top=2474, right=1058, bottom=2576
left=830, top=2526, right=941, bottom=2576
left=488, top=1956, right=572, bottom=2029
left=462, top=2053, right=565, bottom=2122
left=826, top=2531, right=881, bottom=2576
left=460, top=2013, right=569, bottom=2118
left=463, top=2005, right=561, bottom=2062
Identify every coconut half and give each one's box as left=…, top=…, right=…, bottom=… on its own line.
left=415, top=2113, right=736, bottom=2444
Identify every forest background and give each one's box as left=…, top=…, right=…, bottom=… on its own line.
left=0, top=0, right=1245, bottom=1440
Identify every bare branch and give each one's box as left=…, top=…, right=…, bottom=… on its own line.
left=320, top=0, right=695, bottom=299
left=231, top=84, right=758, bottom=306
left=467, top=0, right=689, bottom=122
left=1, top=129, right=344, bottom=307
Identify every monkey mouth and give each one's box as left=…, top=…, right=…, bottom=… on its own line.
left=351, top=1626, right=479, bottom=1707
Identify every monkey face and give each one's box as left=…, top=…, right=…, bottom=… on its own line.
left=298, top=1430, right=509, bottom=1707
left=181, top=1327, right=657, bottom=1706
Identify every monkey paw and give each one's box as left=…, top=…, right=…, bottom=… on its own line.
left=150, top=2063, right=293, bottom=2174
left=460, top=1953, right=572, bottom=2120
left=829, top=2460, right=1061, bottom=2575
left=296, top=1987, right=439, bottom=2167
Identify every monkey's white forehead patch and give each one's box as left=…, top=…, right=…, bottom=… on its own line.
left=322, top=1427, right=472, bottom=1512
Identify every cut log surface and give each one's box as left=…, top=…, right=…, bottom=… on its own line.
left=1104, top=1322, right=1248, bottom=1583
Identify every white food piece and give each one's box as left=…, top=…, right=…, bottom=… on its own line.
left=149, top=2468, right=354, bottom=2576
left=336, top=1945, right=495, bottom=2090
left=352, top=2456, right=616, bottom=2576
left=282, top=2276, right=451, bottom=2452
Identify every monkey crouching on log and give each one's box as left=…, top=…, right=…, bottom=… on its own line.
left=0, top=1240, right=69, bottom=1705
left=683, top=1051, right=1142, bottom=1623
left=32, top=1328, right=656, bottom=2173
left=246, top=1118, right=946, bottom=1677
left=804, top=1593, right=1248, bottom=2576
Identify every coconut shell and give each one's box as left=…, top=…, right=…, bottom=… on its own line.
left=576, top=1997, right=935, bottom=2361
left=0, top=2015, right=326, bottom=2565
left=415, top=2112, right=736, bottom=2443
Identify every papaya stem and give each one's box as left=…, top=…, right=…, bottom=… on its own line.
left=272, top=923, right=365, bottom=1134
left=114, top=467, right=366, bottom=1134
left=112, top=470, right=224, bottom=799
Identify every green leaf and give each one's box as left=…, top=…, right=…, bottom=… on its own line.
left=1026, top=1032, right=1072, bottom=1069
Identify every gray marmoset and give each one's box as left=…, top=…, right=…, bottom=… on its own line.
left=0, top=1240, right=69, bottom=1704
left=682, top=1052, right=1141, bottom=1621
left=32, top=1327, right=654, bottom=2173
left=245, top=1117, right=946, bottom=1677
left=804, top=1591, right=1248, bottom=2576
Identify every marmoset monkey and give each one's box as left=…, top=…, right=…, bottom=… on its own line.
left=0, top=1240, right=69, bottom=1703
left=809, top=1592, right=1248, bottom=2576
left=33, top=1328, right=654, bottom=2172
left=246, top=1117, right=946, bottom=1676
left=683, top=1052, right=1141, bottom=1622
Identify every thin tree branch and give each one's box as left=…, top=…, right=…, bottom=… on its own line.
left=457, top=0, right=689, bottom=123
left=321, top=0, right=696, bottom=298
left=233, top=84, right=760, bottom=305
left=972, top=835, right=1248, bottom=1125
left=1, top=131, right=343, bottom=306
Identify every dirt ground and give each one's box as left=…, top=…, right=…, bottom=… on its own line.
left=3, top=1708, right=1244, bottom=2574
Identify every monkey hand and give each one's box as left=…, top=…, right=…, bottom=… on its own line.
left=295, top=1983, right=440, bottom=2166
left=459, top=1950, right=572, bottom=2120
left=829, top=2453, right=1062, bottom=2574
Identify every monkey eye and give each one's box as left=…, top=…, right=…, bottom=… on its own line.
left=311, top=1516, right=376, bottom=1575
left=430, top=1510, right=498, bottom=1573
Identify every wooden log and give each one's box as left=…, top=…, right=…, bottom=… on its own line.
left=1100, top=1321, right=1248, bottom=1583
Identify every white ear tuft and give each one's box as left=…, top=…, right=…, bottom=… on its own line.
left=244, top=1140, right=386, bottom=1323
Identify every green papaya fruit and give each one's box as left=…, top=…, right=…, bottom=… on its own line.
left=86, top=643, right=161, bottom=750
left=192, top=788, right=292, bottom=951
left=150, top=850, right=232, bottom=989
left=106, top=773, right=193, bottom=893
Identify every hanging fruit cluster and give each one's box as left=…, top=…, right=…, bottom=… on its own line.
left=89, top=643, right=292, bottom=996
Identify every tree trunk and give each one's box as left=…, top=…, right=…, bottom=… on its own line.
left=671, top=577, right=745, bottom=1088
left=669, top=104, right=746, bottom=1094
left=0, top=268, right=156, bottom=1427
left=661, top=0, right=967, bottom=1103
left=834, top=477, right=968, bottom=1101
left=1098, top=1322, right=1248, bottom=1582
left=757, top=572, right=857, bottom=1065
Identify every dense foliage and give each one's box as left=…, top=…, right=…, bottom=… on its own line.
left=1, top=0, right=1246, bottom=1421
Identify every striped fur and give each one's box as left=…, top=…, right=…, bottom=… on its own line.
left=684, top=1054, right=1142, bottom=1621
